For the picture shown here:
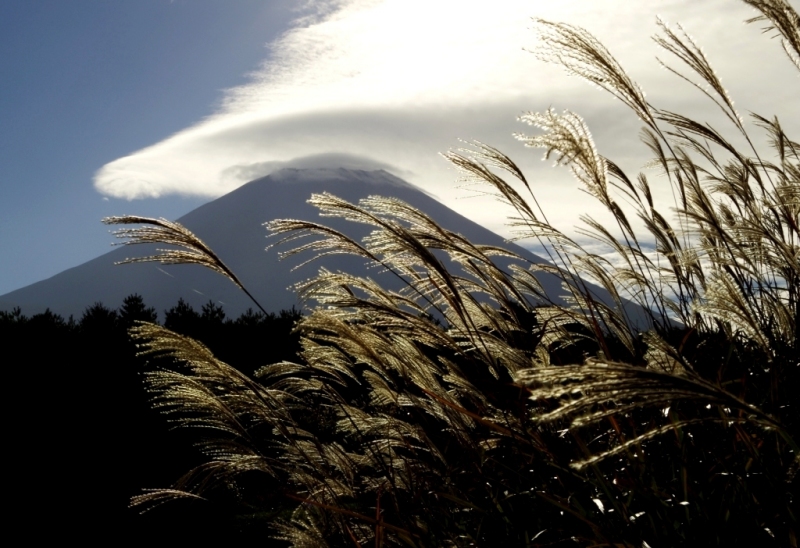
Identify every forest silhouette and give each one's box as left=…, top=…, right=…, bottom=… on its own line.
left=1, top=295, right=302, bottom=541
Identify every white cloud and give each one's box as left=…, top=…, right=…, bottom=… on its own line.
left=94, top=0, right=799, bottom=241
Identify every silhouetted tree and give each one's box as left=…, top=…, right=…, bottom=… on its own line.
left=164, top=298, right=201, bottom=338
left=201, top=300, right=226, bottom=325
left=118, top=293, right=158, bottom=329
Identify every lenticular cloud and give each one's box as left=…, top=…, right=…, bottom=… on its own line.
left=92, top=0, right=788, bottom=233
left=97, top=0, right=659, bottom=201
left=94, top=0, right=547, bottom=200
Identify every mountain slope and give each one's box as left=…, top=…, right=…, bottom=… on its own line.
left=1, top=167, right=650, bottom=326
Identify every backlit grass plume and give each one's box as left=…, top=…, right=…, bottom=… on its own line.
left=103, top=215, right=267, bottom=314
left=112, top=1, right=799, bottom=545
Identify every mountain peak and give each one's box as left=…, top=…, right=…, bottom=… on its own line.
left=255, top=166, right=416, bottom=189
left=0, top=168, right=652, bottom=328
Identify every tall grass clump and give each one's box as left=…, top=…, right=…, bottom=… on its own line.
left=107, top=1, right=799, bottom=545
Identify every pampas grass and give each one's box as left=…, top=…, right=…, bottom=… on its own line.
left=103, top=216, right=268, bottom=314
left=111, top=1, right=799, bottom=545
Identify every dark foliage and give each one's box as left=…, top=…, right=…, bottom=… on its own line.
left=1, top=296, right=302, bottom=541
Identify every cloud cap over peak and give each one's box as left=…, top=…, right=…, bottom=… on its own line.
left=93, top=0, right=798, bottom=242
left=222, top=152, right=409, bottom=184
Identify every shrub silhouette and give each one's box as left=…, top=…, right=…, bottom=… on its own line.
left=107, top=1, right=798, bottom=546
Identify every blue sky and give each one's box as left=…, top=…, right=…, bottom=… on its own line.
left=2, top=0, right=797, bottom=296
left=1, top=0, right=294, bottom=294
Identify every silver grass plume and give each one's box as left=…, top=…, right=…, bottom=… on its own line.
left=514, top=355, right=791, bottom=470
left=103, top=215, right=268, bottom=314
left=128, top=322, right=295, bottom=510
left=744, top=0, right=800, bottom=72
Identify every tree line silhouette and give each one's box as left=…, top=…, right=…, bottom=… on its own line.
left=1, top=295, right=302, bottom=541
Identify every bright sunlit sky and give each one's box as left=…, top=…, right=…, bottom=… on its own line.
left=1, top=0, right=797, bottom=296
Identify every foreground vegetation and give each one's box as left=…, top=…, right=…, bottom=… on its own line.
left=100, top=1, right=798, bottom=545
left=1, top=297, right=301, bottom=540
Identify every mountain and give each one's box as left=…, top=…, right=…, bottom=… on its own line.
left=0, top=167, right=651, bottom=326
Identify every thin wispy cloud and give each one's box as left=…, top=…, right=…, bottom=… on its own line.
left=93, top=0, right=798, bottom=238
